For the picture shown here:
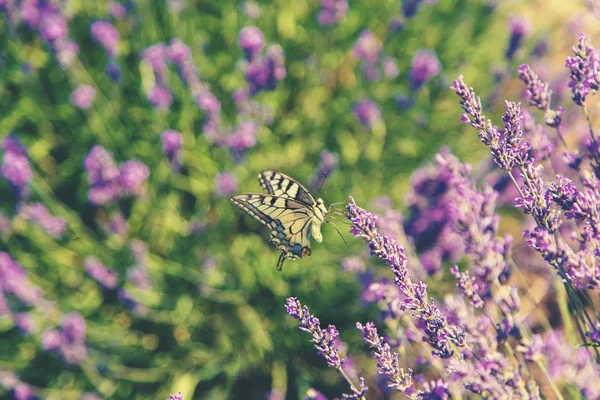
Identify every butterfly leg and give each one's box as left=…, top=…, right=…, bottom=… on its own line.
left=277, top=251, right=286, bottom=271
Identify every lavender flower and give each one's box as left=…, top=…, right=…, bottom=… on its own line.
left=119, top=159, right=150, bottom=196
left=1, top=135, right=32, bottom=191
left=452, top=76, right=530, bottom=170
left=106, top=211, right=128, bottom=235
left=41, top=328, right=62, bottom=351
left=245, top=44, right=287, bottom=93
left=18, top=202, right=66, bottom=238
left=517, top=64, right=563, bottom=127
left=84, top=256, right=118, bottom=289
left=161, top=129, right=183, bottom=171
left=286, top=297, right=342, bottom=368
left=90, top=21, right=119, bottom=57
left=566, top=33, right=600, bottom=106
left=168, top=392, right=183, bottom=400
left=382, top=57, right=399, bottom=79
left=353, top=99, right=381, bottom=129
left=356, top=322, right=413, bottom=392
left=148, top=85, right=173, bottom=110
left=13, top=383, right=33, bottom=400
left=402, top=0, right=437, bottom=18
left=70, top=84, right=96, bottom=109
left=84, top=145, right=121, bottom=205
left=352, top=30, right=382, bottom=80
left=0, top=252, right=44, bottom=309
left=410, top=50, right=440, bottom=90
left=347, top=197, right=466, bottom=358
left=238, top=26, right=264, bottom=61
left=214, top=172, right=238, bottom=197
left=311, top=150, right=339, bottom=189
left=317, top=0, right=348, bottom=27
left=110, top=3, right=127, bottom=19
left=505, top=16, right=532, bottom=60
left=14, top=313, right=35, bottom=335
left=227, top=121, right=257, bottom=156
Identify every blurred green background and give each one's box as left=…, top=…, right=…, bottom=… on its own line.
left=0, top=0, right=596, bottom=399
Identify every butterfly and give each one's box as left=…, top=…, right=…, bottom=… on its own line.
left=230, top=170, right=333, bottom=270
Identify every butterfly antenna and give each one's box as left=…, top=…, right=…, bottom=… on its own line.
left=317, top=172, right=328, bottom=199
left=326, top=220, right=348, bottom=244
left=277, top=252, right=286, bottom=271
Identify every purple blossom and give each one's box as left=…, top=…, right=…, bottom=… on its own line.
left=352, top=30, right=382, bottom=66
left=161, top=130, right=183, bottom=170
left=168, top=392, right=183, bottom=400
left=317, top=0, right=348, bottom=27
left=84, top=256, right=118, bottom=289
left=506, top=16, right=532, bottom=60
left=285, top=297, right=342, bottom=368
left=402, top=0, right=437, bottom=18
left=70, top=84, right=96, bottom=109
left=119, top=160, right=150, bottom=196
left=197, top=92, right=221, bottom=115
left=55, top=39, right=79, bottom=69
left=41, top=328, right=62, bottom=351
left=353, top=99, right=381, bottom=129
left=39, top=9, right=67, bottom=41
left=91, top=21, right=120, bottom=56
left=356, top=322, right=413, bottom=392
left=0, top=252, right=44, bottom=308
left=215, top=172, right=238, bottom=197
left=245, top=45, right=286, bottom=93
left=110, top=3, right=127, bottom=19
left=452, top=76, right=530, bottom=170
left=13, top=383, right=33, bottom=400
left=238, top=26, right=264, bottom=61
left=311, top=150, right=339, bottom=189
left=18, top=202, right=66, bottom=238
left=382, top=57, right=399, bottom=79
left=517, top=64, right=563, bottom=127
left=1, top=135, right=32, bottom=190
left=347, top=197, right=466, bottom=358
left=410, top=50, right=440, bottom=90
left=566, top=33, right=600, bottom=106
left=14, top=313, right=35, bottom=335
left=106, top=211, right=128, bottom=235
left=148, top=85, right=173, bottom=110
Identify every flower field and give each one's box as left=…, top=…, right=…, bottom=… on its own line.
left=2, top=0, right=600, bottom=399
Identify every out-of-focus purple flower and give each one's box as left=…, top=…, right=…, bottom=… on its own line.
left=161, top=130, right=183, bottom=171
left=142, top=43, right=169, bottom=75
left=196, top=92, right=221, bottom=115
left=1, top=135, right=32, bottom=191
left=452, top=76, right=530, bottom=171
left=304, top=388, right=327, bottom=400
left=215, top=172, right=238, bottom=197
left=56, top=39, right=79, bottom=69
left=341, top=256, right=366, bottom=273
left=106, top=211, right=128, bottom=235
left=91, top=21, right=120, bottom=57
left=517, top=64, right=563, bottom=127
left=119, top=160, right=149, bottom=196
left=347, top=197, right=466, bottom=358
left=402, top=0, right=438, bottom=18
left=18, top=202, right=66, bottom=238
left=506, top=16, right=532, bottom=60
left=521, top=109, right=555, bottom=160
left=382, top=57, right=399, bottom=79
left=106, top=61, right=121, bottom=82
left=70, top=84, right=96, bottom=109
left=356, top=322, right=413, bottom=392
left=0, top=252, right=44, bottom=308
left=285, top=297, right=343, bottom=368
left=566, top=33, right=600, bottom=106
left=39, top=9, right=67, bottom=41
left=238, top=26, right=264, bottom=61
left=245, top=45, right=287, bottom=93
left=168, top=392, right=183, bottom=400
left=84, top=146, right=120, bottom=205
left=61, top=313, right=86, bottom=343
left=317, top=0, right=348, bottom=27
left=14, top=313, right=35, bottom=335
left=41, top=328, right=62, bottom=351
left=110, top=3, right=127, bottom=19
left=353, top=99, right=381, bottom=129
left=148, top=85, right=173, bottom=110
left=311, top=150, right=339, bottom=189
left=352, top=30, right=382, bottom=66
left=227, top=121, right=258, bottom=155
left=242, top=1, right=261, bottom=19
left=410, top=50, right=440, bottom=90
left=84, top=256, right=118, bottom=289
left=127, top=266, right=152, bottom=290
left=13, top=382, right=33, bottom=400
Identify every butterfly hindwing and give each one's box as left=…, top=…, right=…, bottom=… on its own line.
left=230, top=194, right=313, bottom=261
left=259, top=170, right=316, bottom=206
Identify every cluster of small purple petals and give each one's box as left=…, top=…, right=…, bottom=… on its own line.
left=450, top=266, right=485, bottom=308
left=347, top=197, right=466, bottom=358
left=161, top=130, right=183, bottom=171
left=214, top=172, right=238, bottom=197
left=521, top=109, right=555, bottom=161
left=516, top=160, right=561, bottom=231
left=84, top=146, right=149, bottom=205
left=239, top=26, right=265, bottom=61
left=14, top=312, right=35, bottom=335
left=41, top=313, right=88, bottom=364
left=410, top=50, right=441, bottom=90
left=353, top=99, right=382, bottom=129
left=168, top=392, right=184, bottom=400
left=317, top=0, right=348, bottom=26
left=285, top=297, right=343, bottom=368
left=401, top=0, right=438, bottom=18
left=506, top=16, right=532, bottom=60
left=352, top=30, right=383, bottom=81
left=84, top=256, right=118, bottom=289
left=91, top=21, right=119, bottom=57
left=141, top=43, right=172, bottom=109
left=1, top=135, right=32, bottom=193
left=71, top=84, right=96, bottom=109
left=516, top=334, right=543, bottom=362
left=0, top=371, right=34, bottom=400
left=0, top=252, right=44, bottom=311
left=244, top=44, right=287, bottom=94
left=517, top=64, right=563, bottom=127
left=452, top=77, right=530, bottom=170
left=566, top=33, right=600, bottom=106
left=18, top=202, right=66, bottom=238
left=356, top=322, right=413, bottom=392
left=407, top=377, right=449, bottom=400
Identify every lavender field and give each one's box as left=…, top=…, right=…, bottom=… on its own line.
left=2, top=0, right=600, bottom=399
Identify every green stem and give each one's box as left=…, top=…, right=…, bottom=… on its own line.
left=536, top=359, right=565, bottom=400
left=337, top=366, right=365, bottom=399
left=555, top=125, right=569, bottom=150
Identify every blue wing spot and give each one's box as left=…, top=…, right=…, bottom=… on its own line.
left=288, top=243, right=303, bottom=257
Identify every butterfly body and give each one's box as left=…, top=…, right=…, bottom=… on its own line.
left=230, top=170, right=329, bottom=270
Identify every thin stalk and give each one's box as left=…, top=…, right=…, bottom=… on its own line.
left=555, top=126, right=569, bottom=150
left=337, top=366, right=365, bottom=399
left=536, top=359, right=565, bottom=400
left=583, top=103, right=600, bottom=162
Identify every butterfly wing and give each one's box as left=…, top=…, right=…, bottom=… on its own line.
left=230, top=194, right=313, bottom=261
left=258, top=170, right=316, bottom=206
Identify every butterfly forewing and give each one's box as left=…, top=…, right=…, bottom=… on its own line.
left=259, top=170, right=316, bottom=206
